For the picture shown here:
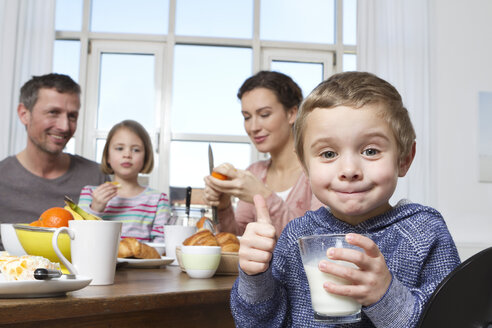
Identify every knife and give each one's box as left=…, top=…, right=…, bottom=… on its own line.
left=208, top=144, right=219, bottom=225
left=184, top=186, right=192, bottom=227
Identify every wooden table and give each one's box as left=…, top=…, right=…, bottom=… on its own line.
left=0, top=266, right=237, bottom=328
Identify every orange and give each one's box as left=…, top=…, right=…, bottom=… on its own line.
left=211, top=171, right=228, bottom=180
left=29, top=220, right=43, bottom=227
left=39, top=207, right=74, bottom=228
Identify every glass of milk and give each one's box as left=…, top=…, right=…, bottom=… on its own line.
left=298, top=234, right=362, bottom=323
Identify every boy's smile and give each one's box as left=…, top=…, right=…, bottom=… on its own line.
left=302, top=104, right=411, bottom=225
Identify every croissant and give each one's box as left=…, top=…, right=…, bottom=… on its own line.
left=183, top=230, right=219, bottom=246
left=118, top=238, right=161, bottom=259
left=215, top=232, right=240, bottom=252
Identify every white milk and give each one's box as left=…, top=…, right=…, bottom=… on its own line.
left=303, top=264, right=360, bottom=316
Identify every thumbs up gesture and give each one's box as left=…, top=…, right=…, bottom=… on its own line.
left=238, top=195, right=277, bottom=275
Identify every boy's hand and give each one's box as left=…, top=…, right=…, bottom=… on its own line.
left=238, top=195, right=277, bottom=275
left=319, top=233, right=392, bottom=306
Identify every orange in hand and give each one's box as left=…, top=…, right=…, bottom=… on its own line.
left=211, top=171, right=228, bottom=180
left=34, top=207, right=74, bottom=228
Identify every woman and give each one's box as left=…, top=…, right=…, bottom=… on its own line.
left=203, top=71, right=323, bottom=237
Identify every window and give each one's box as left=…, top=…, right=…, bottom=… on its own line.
left=54, top=0, right=357, bottom=192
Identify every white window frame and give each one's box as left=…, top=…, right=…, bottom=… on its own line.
left=84, top=40, right=166, bottom=188
left=55, top=0, right=355, bottom=193
left=261, top=48, right=335, bottom=80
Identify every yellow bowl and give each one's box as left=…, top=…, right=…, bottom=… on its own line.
left=13, top=224, right=71, bottom=273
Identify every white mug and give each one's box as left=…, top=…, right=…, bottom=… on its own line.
left=52, top=220, right=122, bottom=285
left=164, top=225, right=197, bottom=265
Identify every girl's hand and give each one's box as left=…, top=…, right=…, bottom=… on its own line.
left=203, top=163, right=272, bottom=206
left=318, top=233, right=392, bottom=306
left=239, top=195, right=277, bottom=275
left=90, top=182, right=118, bottom=212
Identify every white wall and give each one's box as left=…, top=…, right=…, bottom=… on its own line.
left=430, top=0, right=492, bottom=258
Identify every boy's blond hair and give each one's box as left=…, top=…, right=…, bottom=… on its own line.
left=294, top=71, right=416, bottom=166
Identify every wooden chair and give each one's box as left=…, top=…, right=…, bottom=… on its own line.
left=417, top=247, right=492, bottom=327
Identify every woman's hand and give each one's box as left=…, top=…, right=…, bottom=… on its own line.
left=202, top=163, right=234, bottom=209
left=318, top=233, right=392, bottom=307
left=90, top=182, right=118, bottom=212
left=203, top=163, right=272, bottom=207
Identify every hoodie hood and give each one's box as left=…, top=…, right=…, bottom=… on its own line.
left=290, top=200, right=444, bottom=238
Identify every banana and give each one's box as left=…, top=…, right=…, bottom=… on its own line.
left=64, top=205, right=84, bottom=220
left=64, top=196, right=102, bottom=221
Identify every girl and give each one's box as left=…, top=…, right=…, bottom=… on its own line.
left=79, top=120, right=170, bottom=242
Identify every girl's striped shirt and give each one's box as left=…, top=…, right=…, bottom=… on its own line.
left=79, top=186, right=170, bottom=243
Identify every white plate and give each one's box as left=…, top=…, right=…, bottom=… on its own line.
left=0, top=275, right=92, bottom=298
left=117, top=256, right=174, bottom=268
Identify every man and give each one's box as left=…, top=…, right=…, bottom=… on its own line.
left=0, top=73, right=109, bottom=227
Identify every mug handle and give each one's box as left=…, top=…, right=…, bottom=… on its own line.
left=52, top=227, right=78, bottom=275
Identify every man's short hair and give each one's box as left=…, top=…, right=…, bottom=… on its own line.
left=19, top=73, right=81, bottom=111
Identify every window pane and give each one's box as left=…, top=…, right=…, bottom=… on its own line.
left=53, top=40, right=81, bottom=82
left=64, top=138, right=76, bottom=155
left=172, top=45, right=252, bottom=135
left=170, top=141, right=251, bottom=188
left=343, top=54, right=357, bottom=72
left=260, top=0, right=335, bottom=44
left=96, top=138, right=106, bottom=163
left=97, top=53, right=155, bottom=131
left=271, top=61, right=323, bottom=98
left=55, top=0, right=83, bottom=31
left=343, top=0, right=357, bottom=45
left=176, top=0, right=252, bottom=38
left=91, top=0, right=169, bottom=34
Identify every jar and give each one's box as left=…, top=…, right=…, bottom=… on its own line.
left=170, top=204, right=211, bottom=227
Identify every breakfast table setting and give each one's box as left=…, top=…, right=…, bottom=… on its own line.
left=0, top=193, right=239, bottom=327
left=0, top=265, right=236, bottom=327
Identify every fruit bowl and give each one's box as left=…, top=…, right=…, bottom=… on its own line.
left=13, top=224, right=71, bottom=272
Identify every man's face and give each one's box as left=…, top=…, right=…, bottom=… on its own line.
left=19, top=88, right=80, bottom=155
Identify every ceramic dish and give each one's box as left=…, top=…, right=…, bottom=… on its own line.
left=117, top=256, right=174, bottom=268
left=175, top=246, right=239, bottom=275
left=12, top=224, right=71, bottom=270
left=180, top=245, right=221, bottom=278
left=0, top=275, right=92, bottom=298
left=0, top=224, right=26, bottom=256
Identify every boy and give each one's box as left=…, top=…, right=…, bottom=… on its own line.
left=230, top=72, right=460, bottom=327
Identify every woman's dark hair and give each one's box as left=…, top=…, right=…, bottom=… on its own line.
left=237, top=71, right=303, bottom=111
